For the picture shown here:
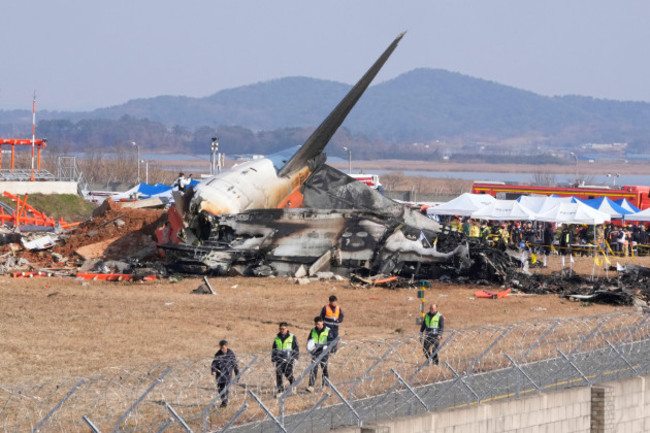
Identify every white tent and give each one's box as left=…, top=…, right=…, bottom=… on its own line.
left=535, top=201, right=611, bottom=225
left=626, top=207, right=650, bottom=222
left=470, top=199, right=537, bottom=221
left=517, top=195, right=573, bottom=214
left=427, top=193, right=495, bottom=216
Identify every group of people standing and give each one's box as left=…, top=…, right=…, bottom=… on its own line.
left=446, top=215, right=650, bottom=261
left=211, top=295, right=344, bottom=407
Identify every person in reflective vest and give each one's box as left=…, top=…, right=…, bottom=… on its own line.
left=320, top=295, right=344, bottom=353
left=419, top=304, right=445, bottom=365
left=211, top=340, right=240, bottom=408
left=306, top=316, right=331, bottom=392
left=271, top=322, right=299, bottom=397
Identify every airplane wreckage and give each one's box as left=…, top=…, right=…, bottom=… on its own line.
left=157, top=34, right=650, bottom=307
left=159, top=32, right=518, bottom=283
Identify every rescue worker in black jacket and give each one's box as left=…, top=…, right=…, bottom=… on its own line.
left=272, top=322, right=300, bottom=397
left=306, top=316, right=331, bottom=392
left=211, top=340, right=240, bottom=408
left=419, top=304, right=444, bottom=365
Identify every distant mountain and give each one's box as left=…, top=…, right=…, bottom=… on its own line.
left=2, top=68, right=650, bottom=158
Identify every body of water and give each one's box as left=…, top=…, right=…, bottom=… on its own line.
left=373, top=170, right=650, bottom=187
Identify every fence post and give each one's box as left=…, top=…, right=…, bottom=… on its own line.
left=155, top=418, right=174, bottom=433
left=288, top=393, right=330, bottom=433
left=81, top=415, right=103, bottom=433
left=247, top=390, right=287, bottom=433
left=557, top=349, right=591, bottom=387
left=114, top=366, right=172, bottom=432
left=219, top=403, right=249, bottom=433
left=32, top=379, right=85, bottom=433
left=165, top=402, right=194, bottom=433
left=504, top=353, right=542, bottom=397
left=391, top=369, right=428, bottom=410
left=325, top=377, right=361, bottom=426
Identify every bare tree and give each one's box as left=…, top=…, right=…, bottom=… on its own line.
left=531, top=171, right=557, bottom=186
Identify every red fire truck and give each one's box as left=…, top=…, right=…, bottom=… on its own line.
left=472, top=181, right=650, bottom=210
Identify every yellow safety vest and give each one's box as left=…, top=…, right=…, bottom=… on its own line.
left=311, top=327, right=330, bottom=344
left=274, top=334, right=294, bottom=351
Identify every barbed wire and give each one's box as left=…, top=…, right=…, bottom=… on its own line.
left=2, top=311, right=649, bottom=432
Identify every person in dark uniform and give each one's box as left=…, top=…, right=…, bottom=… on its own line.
left=320, top=295, right=343, bottom=353
left=306, top=316, right=331, bottom=392
left=211, top=340, right=240, bottom=408
left=419, top=304, right=445, bottom=365
left=543, top=223, right=555, bottom=267
left=559, top=225, right=574, bottom=267
left=272, top=322, right=299, bottom=397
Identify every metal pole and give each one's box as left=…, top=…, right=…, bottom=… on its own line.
left=32, top=379, right=85, bottom=433
left=145, top=161, right=149, bottom=184
left=218, top=403, right=249, bottom=433
left=81, top=415, right=102, bottom=433
left=390, top=369, right=428, bottom=410
left=325, top=377, right=361, bottom=425
left=132, top=141, right=140, bottom=183
left=247, top=390, right=288, bottom=433
left=343, top=147, right=352, bottom=174
left=165, top=402, right=194, bottom=433
left=114, top=366, right=171, bottom=432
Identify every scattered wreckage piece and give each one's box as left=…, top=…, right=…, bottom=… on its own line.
left=560, top=291, right=635, bottom=305
left=12, top=271, right=56, bottom=278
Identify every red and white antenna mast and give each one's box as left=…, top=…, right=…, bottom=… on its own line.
left=30, top=91, right=36, bottom=181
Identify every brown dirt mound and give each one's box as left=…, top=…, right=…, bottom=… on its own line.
left=54, top=199, right=167, bottom=261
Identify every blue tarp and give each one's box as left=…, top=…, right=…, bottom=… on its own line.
left=614, top=198, right=641, bottom=213
left=572, top=196, right=631, bottom=218
left=135, top=180, right=200, bottom=198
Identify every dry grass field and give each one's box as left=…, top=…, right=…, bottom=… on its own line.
left=3, top=253, right=647, bottom=386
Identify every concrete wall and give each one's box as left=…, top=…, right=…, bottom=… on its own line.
left=335, top=376, right=650, bottom=433
left=0, top=181, right=78, bottom=195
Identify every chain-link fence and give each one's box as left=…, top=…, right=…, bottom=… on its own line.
left=3, top=312, right=650, bottom=433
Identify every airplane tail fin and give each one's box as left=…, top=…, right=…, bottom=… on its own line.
left=278, top=32, right=406, bottom=177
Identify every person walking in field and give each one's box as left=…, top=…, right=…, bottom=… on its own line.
left=320, top=295, right=343, bottom=353
left=272, top=322, right=299, bottom=398
left=211, top=340, right=240, bottom=408
left=419, top=304, right=444, bottom=365
left=306, top=316, right=332, bottom=392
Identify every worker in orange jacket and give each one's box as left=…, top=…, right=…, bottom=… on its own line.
left=320, top=295, right=343, bottom=353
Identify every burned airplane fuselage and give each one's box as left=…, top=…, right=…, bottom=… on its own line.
left=167, top=207, right=470, bottom=278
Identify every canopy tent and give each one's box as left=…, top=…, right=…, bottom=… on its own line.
left=427, top=193, right=495, bottom=216
left=106, top=180, right=200, bottom=202
left=516, top=195, right=572, bottom=214
left=534, top=201, right=611, bottom=225
left=470, top=199, right=537, bottom=221
left=625, top=207, right=650, bottom=222
left=572, top=197, right=631, bottom=219
left=615, top=198, right=641, bottom=213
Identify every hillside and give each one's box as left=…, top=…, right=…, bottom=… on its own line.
left=2, top=68, right=650, bottom=159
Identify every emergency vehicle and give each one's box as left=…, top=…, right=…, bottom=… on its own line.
left=472, top=181, right=650, bottom=210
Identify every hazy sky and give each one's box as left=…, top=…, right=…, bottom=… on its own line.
left=2, top=1, right=650, bottom=111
